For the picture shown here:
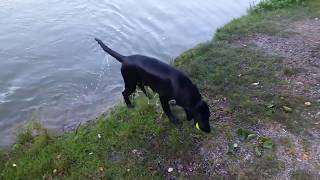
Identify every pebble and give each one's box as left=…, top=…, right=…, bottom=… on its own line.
left=233, top=143, right=238, bottom=148
left=304, top=102, right=311, bottom=106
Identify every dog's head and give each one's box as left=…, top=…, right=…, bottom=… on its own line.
left=194, top=101, right=211, bottom=133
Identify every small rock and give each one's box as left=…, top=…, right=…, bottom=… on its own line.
left=127, top=169, right=131, bottom=172
left=252, top=82, right=260, bottom=86
left=53, top=169, right=57, bottom=174
left=99, top=167, right=104, bottom=172
left=177, top=164, right=183, bottom=171
left=315, top=17, right=319, bottom=21
left=244, top=154, right=252, bottom=161
left=233, top=143, right=238, bottom=148
left=168, top=167, right=174, bottom=173
left=304, top=102, right=311, bottom=106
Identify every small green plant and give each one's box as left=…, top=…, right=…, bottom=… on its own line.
left=237, top=128, right=256, bottom=141
left=253, top=0, right=305, bottom=11
left=283, top=67, right=300, bottom=76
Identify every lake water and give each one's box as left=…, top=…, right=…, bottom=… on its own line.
left=0, top=0, right=256, bottom=148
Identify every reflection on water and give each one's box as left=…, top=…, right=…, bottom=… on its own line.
left=0, top=0, right=256, bottom=147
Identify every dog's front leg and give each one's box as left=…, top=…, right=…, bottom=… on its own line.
left=184, top=108, right=193, bottom=121
left=159, top=96, right=177, bottom=124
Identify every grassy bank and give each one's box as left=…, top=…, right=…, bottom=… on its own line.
left=1, top=0, right=319, bottom=179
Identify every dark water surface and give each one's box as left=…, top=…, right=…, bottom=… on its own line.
left=0, top=0, right=255, bottom=147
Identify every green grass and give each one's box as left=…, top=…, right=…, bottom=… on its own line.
left=0, top=96, right=207, bottom=179
left=253, top=0, right=306, bottom=11
left=1, top=0, right=320, bottom=179
left=175, top=40, right=319, bottom=134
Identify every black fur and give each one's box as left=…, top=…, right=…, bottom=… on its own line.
left=95, top=38, right=210, bottom=133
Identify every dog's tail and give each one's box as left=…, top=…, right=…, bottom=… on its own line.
left=95, top=38, right=124, bottom=63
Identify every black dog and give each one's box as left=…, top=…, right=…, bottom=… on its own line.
left=95, top=38, right=210, bottom=133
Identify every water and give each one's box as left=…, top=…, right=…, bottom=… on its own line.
left=0, top=0, right=255, bottom=148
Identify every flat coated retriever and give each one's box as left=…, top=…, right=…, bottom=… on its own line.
left=95, top=38, right=210, bottom=133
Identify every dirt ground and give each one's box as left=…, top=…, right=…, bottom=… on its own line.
left=193, top=18, right=320, bottom=179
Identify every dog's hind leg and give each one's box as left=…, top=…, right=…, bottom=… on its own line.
left=159, top=96, right=177, bottom=124
left=121, top=68, right=136, bottom=108
left=122, top=84, right=136, bottom=108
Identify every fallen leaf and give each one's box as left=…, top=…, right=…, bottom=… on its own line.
left=301, top=153, right=311, bottom=160
left=262, top=140, right=273, bottom=150
left=237, top=128, right=255, bottom=141
left=247, top=134, right=257, bottom=140
left=283, top=106, right=293, bottom=112
left=227, top=143, right=236, bottom=155
left=255, top=146, right=262, bottom=157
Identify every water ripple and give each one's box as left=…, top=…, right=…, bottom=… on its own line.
left=0, top=0, right=257, bottom=148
